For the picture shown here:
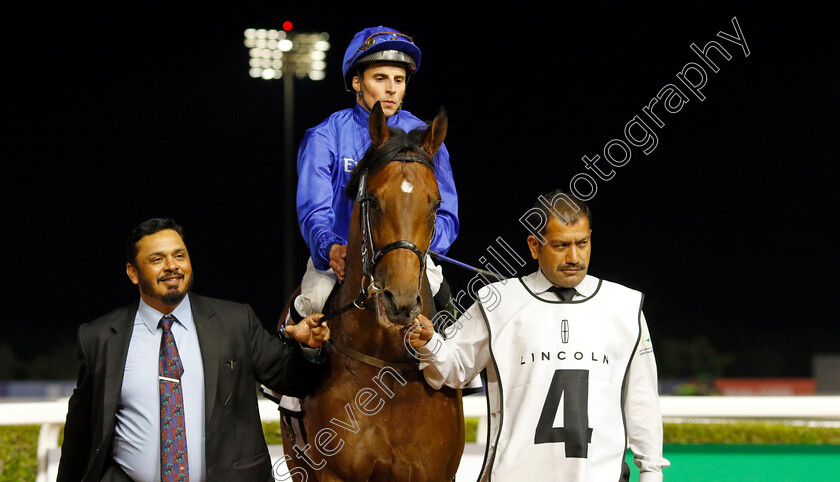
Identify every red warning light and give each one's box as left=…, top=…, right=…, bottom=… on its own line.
left=282, top=21, right=293, bottom=31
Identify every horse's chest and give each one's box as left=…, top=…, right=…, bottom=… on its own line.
left=305, top=379, right=461, bottom=481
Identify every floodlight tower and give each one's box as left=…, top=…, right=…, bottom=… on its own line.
left=243, top=23, right=329, bottom=298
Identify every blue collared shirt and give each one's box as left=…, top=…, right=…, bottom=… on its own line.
left=113, top=295, right=206, bottom=481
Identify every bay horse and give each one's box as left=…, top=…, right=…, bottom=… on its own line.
left=278, top=102, right=465, bottom=481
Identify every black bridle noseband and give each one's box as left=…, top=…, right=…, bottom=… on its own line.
left=323, top=153, right=436, bottom=320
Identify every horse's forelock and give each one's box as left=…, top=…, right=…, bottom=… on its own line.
left=345, top=126, right=434, bottom=199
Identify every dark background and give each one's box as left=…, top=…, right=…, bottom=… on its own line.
left=4, top=3, right=838, bottom=380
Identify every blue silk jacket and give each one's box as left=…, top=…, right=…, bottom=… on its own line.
left=296, top=103, right=459, bottom=270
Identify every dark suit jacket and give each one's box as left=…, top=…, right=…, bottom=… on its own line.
left=57, top=294, right=324, bottom=481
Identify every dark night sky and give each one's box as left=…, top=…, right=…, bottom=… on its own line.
left=5, top=4, right=838, bottom=378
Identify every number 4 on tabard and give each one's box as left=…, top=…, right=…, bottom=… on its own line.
left=534, top=369, right=593, bottom=458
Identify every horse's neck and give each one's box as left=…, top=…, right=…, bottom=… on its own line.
left=336, top=202, right=365, bottom=312
left=335, top=206, right=375, bottom=334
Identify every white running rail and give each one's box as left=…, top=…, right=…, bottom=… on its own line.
left=3, top=395, right=840, bottom=482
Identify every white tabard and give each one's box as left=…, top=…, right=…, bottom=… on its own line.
left=419, top=273, right=668, bottom=482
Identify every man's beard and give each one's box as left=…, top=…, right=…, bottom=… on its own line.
left=160, top=288, right=188, bottom=306
left=140, top=271, right=194, bottom=307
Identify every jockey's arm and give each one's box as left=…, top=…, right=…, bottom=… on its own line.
left=296, top=128, right=347, bottom=270
left=430, top=143, right=459, bottom=254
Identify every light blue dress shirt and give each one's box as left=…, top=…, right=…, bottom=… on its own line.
left=113, top=295, right=206, bottom=481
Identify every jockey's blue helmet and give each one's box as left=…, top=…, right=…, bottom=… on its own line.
left=342, top=26, right=422, bottom=92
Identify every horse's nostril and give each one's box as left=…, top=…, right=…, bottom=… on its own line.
left=382, top=290, right=422, bottom=319
left=383, top=290, right=396, bottom=306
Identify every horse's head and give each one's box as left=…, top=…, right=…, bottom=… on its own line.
left=347, top=102, right=447, bottom=326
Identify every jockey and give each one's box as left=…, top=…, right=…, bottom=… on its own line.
left=292, top=25, right=459, bottom=322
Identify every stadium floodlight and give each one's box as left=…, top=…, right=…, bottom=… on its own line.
left=244, top=28, right=329, bottom=80
left=243, top=25, right=330, bottom=297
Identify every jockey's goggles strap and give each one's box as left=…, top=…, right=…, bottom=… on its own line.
left=358, top=32, right=415, bottom=53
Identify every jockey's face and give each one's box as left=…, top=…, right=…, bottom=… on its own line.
left=528, top=216, right=592, bottom=289
left=353, top=63, right=407, bottom=117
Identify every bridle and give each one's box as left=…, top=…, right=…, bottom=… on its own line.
left=322, top=152, right=437, bottom=371
left=323, top=153, right=436, bottom=321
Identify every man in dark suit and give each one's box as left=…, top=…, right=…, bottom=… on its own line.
left=57, top=218, right=329, bottom=481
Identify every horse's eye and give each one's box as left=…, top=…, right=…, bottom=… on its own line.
left=366, top=197, right=380, bottom=210
left=433, top=200, right=442, bottom=211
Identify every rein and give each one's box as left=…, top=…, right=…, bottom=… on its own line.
left=428, top=250, right=507, bottom=281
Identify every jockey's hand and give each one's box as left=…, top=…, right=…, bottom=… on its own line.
left=407, top=314, right=435, bottom=349
left=286, top=313, right=330, bottom=348
left=329, top=244, right=347, bottom=282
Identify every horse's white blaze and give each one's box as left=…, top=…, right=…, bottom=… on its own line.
left=401, top=179, right=414, bottom=193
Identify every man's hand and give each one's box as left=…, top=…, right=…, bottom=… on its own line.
left=329, top=244, right=347, bottom=282
left=285, top=313, right=330, bottom=348
left=407, top=314, right=435, bottom=349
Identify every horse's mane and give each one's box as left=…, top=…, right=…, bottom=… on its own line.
left=345, top=125, right=435, bottom=199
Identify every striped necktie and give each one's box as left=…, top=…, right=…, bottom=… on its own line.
left=158, top=314, right=189, bottom=481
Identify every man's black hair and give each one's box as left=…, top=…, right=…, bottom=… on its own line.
left=531, top=190, right=592, bottom=235
left=125, top=218, right=184, bottom=265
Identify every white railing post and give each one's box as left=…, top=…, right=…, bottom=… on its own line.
left=0, top=398, right=69, bottom=482
left=35, top=422, right=62, bottom=482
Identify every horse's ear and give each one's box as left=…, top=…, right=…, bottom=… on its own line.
left=369, top=101, right=390, bottom=150
left=422, top=106, right=448, bottom=157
